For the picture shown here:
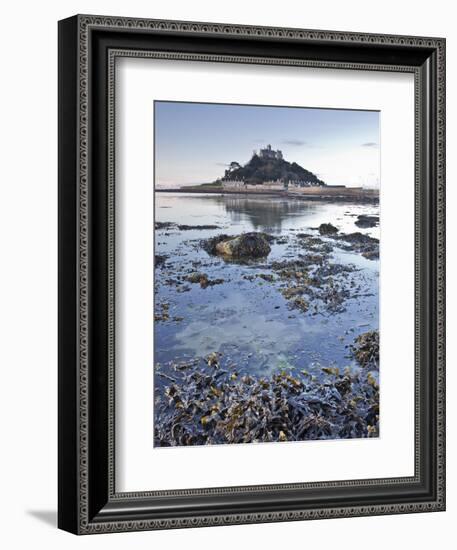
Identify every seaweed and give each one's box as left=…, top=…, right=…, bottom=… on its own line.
left=186, top=272, right=225, bottom=288
left=154, top=349, right=379, bottom=446
left=350, top=330, right=379, bottom=368
left=332, top=232, right=379, bottom=259
left=270, top=257, right=357, bottom=314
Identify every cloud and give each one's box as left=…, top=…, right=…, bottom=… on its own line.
left=282, top=139, right=307, bottom=146
left=361, top=142, right=379, bottom=148
left=215, top=162, right=229, bottom=167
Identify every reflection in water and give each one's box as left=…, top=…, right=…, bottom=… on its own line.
left=156, top=192, right=379, bottom=239
left=171, top=288, right=326, bottom=374
left=154, top=192, right=379, bottom=379
left=216, top=195, right=318, bottom=232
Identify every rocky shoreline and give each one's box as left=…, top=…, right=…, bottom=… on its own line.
left=155, top=224, right=379, bottom=321
left=154, top=213, right=380, bottom=446
left=156, top=188, right=380, bottom=204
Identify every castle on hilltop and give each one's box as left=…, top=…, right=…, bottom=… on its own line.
left=253, top=144, right=283, bottom=160
left=219, top=144, right=325, bottom=191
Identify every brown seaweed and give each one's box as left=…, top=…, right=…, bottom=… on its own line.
left=350, top=330, right=379, bottom=368
left=154, top=351, right=379, bottom=447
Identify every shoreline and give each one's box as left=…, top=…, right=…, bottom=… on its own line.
left=154, top=202, right=380, bottom=446
left=156, top=187, right=380, bottom=203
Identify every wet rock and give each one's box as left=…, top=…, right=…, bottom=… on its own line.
left=243, top=273, right=275, bottom=283
left=355, top=215, right=379, bottom=228
left=154, top=302, right=170, bottom=322
left=155, top=254, right=168, bottom=268
left=362, top=250, right=379, bottom=260
left=177, top=224, right=221, bottom=230
left=350, top=330, right=379, bottom=368
left=318, top=223, right=339, bottom=235
left=337, top=232, right=378, bottom=246
left=296, top=234, right=334, bottom=254
left=155, top=221, right=175, bottom=230
left=206, top=352, right=220, bottom=367
left=156, top=221, right=221, bottom=231
left=186, top=272, right=224, bottom=288
left=187, top=272, right=207, bottom=284
left=204, top=232, right=272, bottom=258
left=202, top=234, right=232, bottom=254
left=333, top=232, right=379, bottom=260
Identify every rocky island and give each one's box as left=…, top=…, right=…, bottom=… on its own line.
left=157, top=145, right=379, bottom=202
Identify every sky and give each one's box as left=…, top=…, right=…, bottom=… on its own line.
left=154, top=101, right=380, bottom=188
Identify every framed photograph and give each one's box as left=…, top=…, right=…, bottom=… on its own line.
left=58, top=14, right=446, bottom=534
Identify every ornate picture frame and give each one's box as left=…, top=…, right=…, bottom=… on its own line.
left=58, top=14, right=445, bottom=534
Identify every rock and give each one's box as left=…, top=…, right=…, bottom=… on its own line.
left=206, top=352, right=220, bottom=367
left=155, top=221, right=175, bottom=230
left=204, top=232, right=271, bottom=258
left=155, top=254, right=168, bottom=268
left=177, top=224, right=221, bottom=230
left=155, top=222, right=221, bottom=231
left=332, top=232, right=379, bottom=260
left=202, top=234, right=231, bottom=255
left=154, top=302, right=170, bottom=322
left=186, top=272, right=224, bottom=288
left=187, top=272, right=207, bottom=284
left=355, top=215, right=379, bottom=228
left=337, top=232, right=378, bottom=245
left=362, top=250, right=379, bottom=260
left=318, top=223, right=339, bottom=235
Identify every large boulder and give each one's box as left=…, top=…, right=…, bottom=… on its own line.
left=204, top=232, right=271, bottom=258
left=355, top=215, right=379, bottom=228
left=318, top=223, right=339, bottom=235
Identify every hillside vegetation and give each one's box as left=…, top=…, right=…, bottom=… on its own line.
left=220, top=154, right=325, bottom=185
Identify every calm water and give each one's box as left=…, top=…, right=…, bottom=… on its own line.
left=154, top=193, right=379, bottom=383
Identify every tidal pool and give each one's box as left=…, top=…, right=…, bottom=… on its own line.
left=153, top=193, right=380, bottom=445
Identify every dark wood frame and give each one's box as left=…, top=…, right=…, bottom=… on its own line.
left=58, top=14, right=446, bottom=534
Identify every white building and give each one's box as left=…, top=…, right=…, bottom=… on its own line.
left=222, top=179, right=245, bottom=190
left=287, top=179, right=321, bottom=188
left=263, top=179, right=285, bottom=190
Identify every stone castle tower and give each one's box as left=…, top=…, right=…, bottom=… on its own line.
left=252, top=144, right=283, bottom=160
